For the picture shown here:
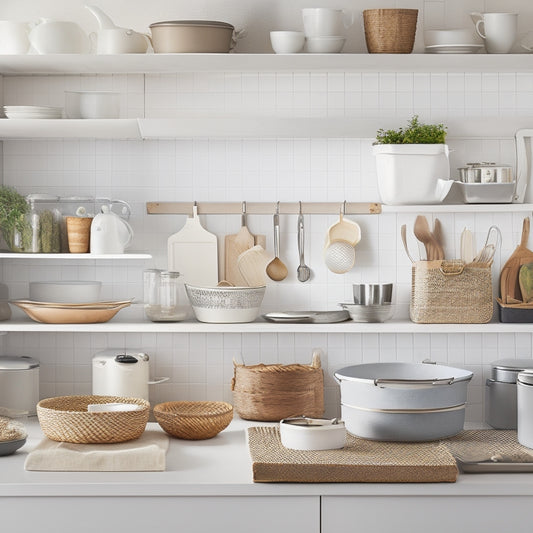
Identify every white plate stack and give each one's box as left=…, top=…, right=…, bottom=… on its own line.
left=3, top=105, right=63, bottom=119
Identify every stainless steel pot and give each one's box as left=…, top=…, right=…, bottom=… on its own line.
left=334, top=362, right=473, bottom=441
left=485, top=358, right=533, bottom=429
left=149, top=20, right=244, bottom=53
left=457, top=162, right=513, bottom=184
left=0, top=356, right=39, bottom=415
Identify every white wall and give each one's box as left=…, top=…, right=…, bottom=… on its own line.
left=1, top=0, right=533, bottom=423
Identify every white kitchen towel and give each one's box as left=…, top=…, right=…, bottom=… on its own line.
left=24, top=430, right=169, bottom=471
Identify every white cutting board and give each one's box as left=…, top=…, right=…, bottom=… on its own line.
left=167, top=206, right=218, bottom=287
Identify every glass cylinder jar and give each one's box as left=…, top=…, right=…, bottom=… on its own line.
left=143, top=269, right=191, bottom=322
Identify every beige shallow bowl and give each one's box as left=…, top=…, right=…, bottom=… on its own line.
left=154, top=401, right=233, bottom=440
left=37, top=395, right=150, bottom=444
left=11, top=300, right=131, bottom=323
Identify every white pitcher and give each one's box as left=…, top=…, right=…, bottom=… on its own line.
left=90, top=205, right=134, bottom=254
left=86, top=4, right=151, bottom=54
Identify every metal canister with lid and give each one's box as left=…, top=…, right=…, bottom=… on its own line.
left=517, top=370, right=533, bottom=448
left=457, top=162, right=513, bottom=184
left=485, top=358, right=533, bottom=429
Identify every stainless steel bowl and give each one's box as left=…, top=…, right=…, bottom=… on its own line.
left=352, top=283, right=393, bottom=305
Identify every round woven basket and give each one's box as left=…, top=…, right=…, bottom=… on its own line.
left=37, top=395, right=150, bottom=444
left=231, top=352, right=324, bottom=421
left=363, top=9, right=418, bottom=53
left=153, top=401, right=233, bottom=440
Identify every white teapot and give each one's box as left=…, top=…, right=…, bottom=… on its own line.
left=90, top=205, right=134, bottom=254
left=29, top=18, right=91, bottom=54
left=86, top=5, right=151, bottom=54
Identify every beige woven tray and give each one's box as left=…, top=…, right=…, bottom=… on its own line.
left=247, top=426, right=458, bottom=483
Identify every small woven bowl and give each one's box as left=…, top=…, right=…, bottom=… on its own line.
left=154, top=401, right=233, bottom=440
left=37, top=395, right=150, bottom=444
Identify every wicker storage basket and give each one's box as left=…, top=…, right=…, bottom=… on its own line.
left=154, top=401, right=233, bottom=440
left=231, top=351, right=324, bottom=421
left=363, top=9, right=418, bottom=53
left=37, top=395, right=150, bottom=444
left=410, top=260, right=493, bottom=324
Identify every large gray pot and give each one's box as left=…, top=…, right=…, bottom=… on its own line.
left=334, top=362, right=473, bottom=411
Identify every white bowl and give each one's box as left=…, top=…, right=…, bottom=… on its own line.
left=29, top=281, right=102, bottom=304
left=270, top=31, right=305, bottom=54
left=424, top=29, right=482, bottom=47
left=185, top=284, right=266, bottom=323
left=64, top=91, right=120, bottom=119
left=280, top=418, right=346, bottom=450
left=340, top=303, right=395, bottom=323
left=306, top=36, right=345, bottom=54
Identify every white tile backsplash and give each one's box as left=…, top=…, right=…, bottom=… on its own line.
left=2, top=0, right=533, bottom=424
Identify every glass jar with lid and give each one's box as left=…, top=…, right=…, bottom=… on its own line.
left=143, top=269, right=191, bottom=322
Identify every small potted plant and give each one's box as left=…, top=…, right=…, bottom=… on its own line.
left=0, top=186, right=31, bottom=252
left=372, top=115, right=453, bottom=205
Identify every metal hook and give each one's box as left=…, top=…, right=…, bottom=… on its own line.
left=299, top=201, right=303, bottom=215
left=241, top=201, right=247, bottom=226
left=192, top=200, right=198, bottom=217
left=343, top=200, right=347, bottom=215
left=276, top=201, right=280, bottom=214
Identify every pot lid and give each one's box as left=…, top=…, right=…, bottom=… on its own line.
left=518, top=369, right=533, bottom=386
left=92, top=350, right=149, bottom=363
left=149, top=20, right=234, bottom=29
left=0, top=356, right=39, bottom=370
left=491, top=358, right=533, bottom=382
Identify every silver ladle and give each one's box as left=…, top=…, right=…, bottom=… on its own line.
left=297, top=202, right=311, bottom=282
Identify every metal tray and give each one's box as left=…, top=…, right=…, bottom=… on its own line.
left=456, top=458, right=533, bottom=473
left=262, top=310, right=351, bottom=324
left=455, top=181, right=515, bottom=204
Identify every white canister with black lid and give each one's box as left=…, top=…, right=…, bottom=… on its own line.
left=485, top=358, right=533, bottom=429
left=0, top=356, right=39, bottom=415
left=517, top=369, right=533, bottom=449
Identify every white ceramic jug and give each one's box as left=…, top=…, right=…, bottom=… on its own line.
left=90, top=204, right=133, bottom=254
left=28, top=18, right=91, bottom=54
left=0, top=21, right=31, bottom=54
left=86, top=5, right=151, bottom=54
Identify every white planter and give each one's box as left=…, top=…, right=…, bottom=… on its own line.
left=373, top=143, right=453, bottom=205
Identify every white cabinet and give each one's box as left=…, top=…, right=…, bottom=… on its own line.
left=1, top=496, right=320, bottom=533
left=321, top=496, right=533, bottom=533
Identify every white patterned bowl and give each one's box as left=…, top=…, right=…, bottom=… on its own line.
left=185, top=285, right=266, bottom=323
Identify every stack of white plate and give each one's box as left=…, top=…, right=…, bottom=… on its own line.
left=3, top=105, right=63, bottom=119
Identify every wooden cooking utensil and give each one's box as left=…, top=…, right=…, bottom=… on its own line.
left=433, top=218, right=445, bottom=260
left=519, top=262, right=533, bottom=303
left=237, top=245, right=271, bottom=287
left=413, top=215, right=443, bottom=261
left=266, top=204, right=288, bottom=281
left=500, top=217, right=533, bottom=304
left=224, top=202, right=255, bottom=286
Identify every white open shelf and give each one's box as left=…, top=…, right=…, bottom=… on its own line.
left=0, top=317, right=531, bottom=333
left=0, top=53, right=532, bottom=75
left=0, top=117, right=531, bottom=140
left=0, top=252, right=151, bottom=260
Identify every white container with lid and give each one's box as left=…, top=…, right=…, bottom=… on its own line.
left=0, top=356, right=39, bottom=416
left=280, top=417, right=346, bottom=451
left=517, top=369, right=533, bottom=449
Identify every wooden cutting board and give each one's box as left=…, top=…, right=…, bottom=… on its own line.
left=225, top=228, right=266, bottom=287
left=237, top=245, right=271, bottom=287
left=500, top=217, right=533, bottom=303
left=167, top=205, right=218, bottom=287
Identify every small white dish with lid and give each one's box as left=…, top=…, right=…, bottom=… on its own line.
left=280, top=417, right=346, bottom=450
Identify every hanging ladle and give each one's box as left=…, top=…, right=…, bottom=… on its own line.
left=266, top=202, right=288, bottom=281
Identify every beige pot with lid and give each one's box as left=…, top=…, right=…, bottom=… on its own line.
left=149, top=20, right=245, bottom=53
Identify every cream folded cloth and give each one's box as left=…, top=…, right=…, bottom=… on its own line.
left=24, top=430, right=169, bottom=471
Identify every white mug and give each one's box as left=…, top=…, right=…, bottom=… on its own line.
left=302, top=8, right=354, bottom=37
left=472, top=12, right=518, bottom=54
left=0, top=21, right=31, bottom=54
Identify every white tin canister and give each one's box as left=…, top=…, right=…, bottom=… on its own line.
left=517, top=370, right=533, bottom=449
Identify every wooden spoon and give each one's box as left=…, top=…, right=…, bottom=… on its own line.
left=413, top=215, right=443, bottom=261
left=266, top=207, right=288, bottom=281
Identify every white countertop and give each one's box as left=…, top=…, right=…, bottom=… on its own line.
left=2, top=419, right=533, bottom=498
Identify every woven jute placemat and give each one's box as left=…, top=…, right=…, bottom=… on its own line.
left=247, top=426, right=458, bottom=483
left=444, top=429, right=533, bottom=463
